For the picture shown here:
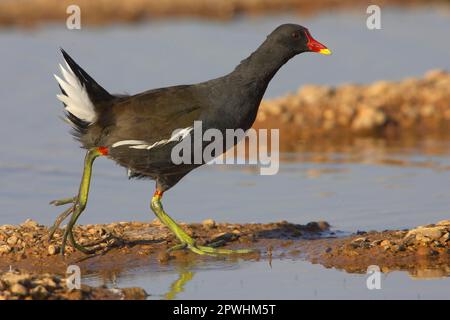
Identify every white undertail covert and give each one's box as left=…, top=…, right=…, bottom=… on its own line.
left=54, top=63, right=97, bottom=123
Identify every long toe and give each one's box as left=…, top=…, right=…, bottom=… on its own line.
left=196, top=245, right=258, bottom=255
left=168, top=242, right=258, bottom=256
left=49, top=196, right=77, bottom=206
left=48, top=206, right=74, bottom=241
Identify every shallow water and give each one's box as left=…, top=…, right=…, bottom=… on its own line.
left=0, top=8, right=450, bottom=299
left=84, top=259, right=450, bottom=300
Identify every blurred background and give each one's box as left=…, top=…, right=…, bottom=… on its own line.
left=0, top=0, right=449, bottom=299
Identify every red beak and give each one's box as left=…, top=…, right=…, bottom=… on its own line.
left=305, top=30, right=331, bottom=55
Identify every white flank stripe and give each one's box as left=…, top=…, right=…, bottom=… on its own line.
left=113, top=127, right=193, bottom=151
left=112, top=140, right=148, bottom=148
left=54, top=63, right=97, bottom=123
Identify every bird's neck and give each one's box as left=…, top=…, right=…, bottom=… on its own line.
left=230, top=40, right=291, bottom=85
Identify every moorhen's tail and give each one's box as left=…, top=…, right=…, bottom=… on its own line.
left=54, top=48, right=114, bottom=140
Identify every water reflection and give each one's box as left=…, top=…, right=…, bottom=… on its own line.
left=164, top=267, right=195, bottom=300
left=82, top=256, right=450, bottom=299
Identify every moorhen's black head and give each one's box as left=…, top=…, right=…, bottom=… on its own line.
left=266, top=23, right=331, bottom=57
left=234, top=23, right=331, bottom=79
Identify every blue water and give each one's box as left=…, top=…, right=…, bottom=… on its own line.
left=0, top=7, right=449, bottom=299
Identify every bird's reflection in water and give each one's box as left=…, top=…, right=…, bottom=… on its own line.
left=164, top=267, right=195, bottom=300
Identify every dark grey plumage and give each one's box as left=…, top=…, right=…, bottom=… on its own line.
left=57, top=24, right=318, bottom=191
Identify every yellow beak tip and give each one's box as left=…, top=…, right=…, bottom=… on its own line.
left=319, top=48, right=332, bottom=55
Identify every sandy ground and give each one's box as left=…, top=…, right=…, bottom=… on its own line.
left=1, top=218, right=449, bottom=298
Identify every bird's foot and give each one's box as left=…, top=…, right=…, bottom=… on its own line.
left=48, top=196, right=104, bottom=255
left=48, top=196, right=78, bottom=241
left=151, top=191, right=258, bottom=257
left=49, top=196, right=77, bottom=206
left=167, top=241, right=257, bottom=256
left=62, top=225, right=114, bottom=256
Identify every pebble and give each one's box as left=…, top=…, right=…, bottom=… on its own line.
left=9, top=283, right=28, bottom=296
left=30, top=285, right=48, bottom=299
left=0, top=244, right=11, bottom=254
left=21, top=219, right=39, bottom=228
left=47, top=245, right=59, bottom=256
left=436, top=220, right=450, bottom=226
left=7, top=236, right=18, bottom=246
left=121, top=287, right=148, bottom=300
left=370, top=239, right=382, bottom=247
left=157, top=251, right=170, bottom=264
left=202, top=219, right=216, bottom=229
left=2, top=272, right=31, bottom=286
left=305, top=221, right=330, bottom=232
left=380, top=240, right=392, bottom=250
left=39, top=278, right=58, bottom=290
left=352, top=237, right=368, bottom=243
left=406, top=227, right=445, bottom=241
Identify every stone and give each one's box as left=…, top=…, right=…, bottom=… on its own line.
left=30, top=285, right=48, bottom=299
left=202, top=219, right=216, bottom=229
left=121, top=287, right=148, bottom=300
left=157, top=251, right=170, bottom=264
left=21, top=219, right=39, bottom=228
left=299, top=85, right=332, bottom=105
left=425, top=69, right=446, bottom=80
left=40, top=278, right=58, bottom=290
left=6, top=236, right=18, bottom=246
left=406, top=227, right=444, bottom=241
left=48, top=245, right=59, bottom=255
left=380, top=240, right=392, bottom=248
left=366, top=80, right=391, bottom=96
left=436, top=220, right=450, bottom=226
left=415, top=234, right=432, bottom=243
left=10, top=283, right=28, bottom=296
left=306, top=221, right=330, bottom=232
left=371, top=239, right=383, bottom=246
left=0, top=245, right=11, bottom=254
left=2, top=272, right=31, bottom=287
left=351, top=106, right=386, bottom=131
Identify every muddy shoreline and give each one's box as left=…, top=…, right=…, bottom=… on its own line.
left=1, top=218, right=449, bottom=299
left=0, top=0, right=446, bottom=29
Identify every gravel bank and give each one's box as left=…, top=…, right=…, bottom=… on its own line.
left=307, top=220, right=450, bottom=278
left=0, top=0, right=445, bottom=28
left=0, top=270, right=147, bottom=300
left=255, top=70, right=450, bottom=150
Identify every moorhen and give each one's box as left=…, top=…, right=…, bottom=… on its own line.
left=50, top=23, right=331, bottom=255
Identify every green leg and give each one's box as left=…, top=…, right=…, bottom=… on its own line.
left=150, top=192, right=256, bottom=256
left=164, top=269, right=194, bottom=300
left=49, top=147, right=108, bottom=255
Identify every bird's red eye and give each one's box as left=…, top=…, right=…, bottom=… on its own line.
left=291, top=31, right=300, bottom=39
